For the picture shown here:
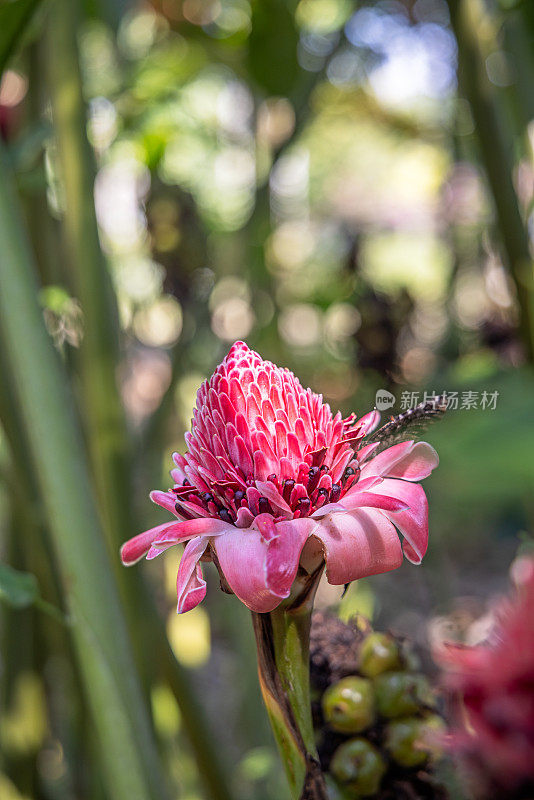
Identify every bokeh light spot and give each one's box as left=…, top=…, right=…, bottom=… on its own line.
left=134, top=295, right=183, bottom=347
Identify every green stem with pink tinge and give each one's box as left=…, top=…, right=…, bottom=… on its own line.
left=251, top=570, right=328, bottom=800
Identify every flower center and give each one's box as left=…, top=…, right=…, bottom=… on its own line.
left=172, top=460, right=361, bottom=524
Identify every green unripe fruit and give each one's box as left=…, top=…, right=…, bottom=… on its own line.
left=385, top=715, right=444, bottom=768
left=374, top=671, right=431, bottom=718
left=419, top=714, right=447, bottom=761
left=330, top=737, right=386, bottom=797
left=325, top=774, right=351, bottom=800
left=322, top=676, right=376, bottom=733
left=359, top=632, right=400, bottom=677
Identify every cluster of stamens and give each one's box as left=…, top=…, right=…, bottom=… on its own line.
left=171, top=459, right=361, bottom=525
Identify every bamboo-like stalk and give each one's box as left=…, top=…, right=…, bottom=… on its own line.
left=449, top=0, right=534, bottom=363
left=45, top=0, right=131, bottom=549
left=0, top=141, right=168, bottom=800
left=24, top=38, right=63, bottom=286
left=251, top=571, right=327, bottom=800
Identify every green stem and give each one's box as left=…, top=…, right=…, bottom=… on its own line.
left=251, top=571, right=327, bottom=800
left=449, top=0, right=534, bottom=363
left=269, top=606, right=317, bottom=759
left=46, top=0, right=131, bottom=547
left=33, top=596, right=68, bottom=626
left=0, top=140, right=168, bottom=800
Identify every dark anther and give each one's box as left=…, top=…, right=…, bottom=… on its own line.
left=330, top=484, right=341, bottom=503
left=234, top=489, right=245, bottom=503
left=319, top=465, right=329, bottom=473
left=282, top=478, right=295, bottom=502
left=258, top=497, right=273, bottom=515
left=183, top=479, right=190, bottom=486
left=307, top=466, right=320, bottom=492
left=267, top=473, right=277, bottom=483
left=344, top=464, right=360, bottom=485
left=296, top=497, right=311, bottom=516
left=219, top=508, right=233, bottom=523
left=175, top=502, right=193, bottom=520
left=202, top=492, right=214, bottom=504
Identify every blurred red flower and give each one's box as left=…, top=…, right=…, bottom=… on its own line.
left=438, top=557, right=534, bottom=798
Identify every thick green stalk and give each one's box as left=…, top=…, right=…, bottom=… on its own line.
left=25, top=38, right=63, bottom=286
left=46, top=0, right=130, bottom=546
left=269, top=606, right=317, bottom=759
left=0, top=141, right=168, bottom=800
left=449, top=0, right=534, bottom=363
left=251, top=572, right=327, bottom=800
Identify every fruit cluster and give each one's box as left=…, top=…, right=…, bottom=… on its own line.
left=310, top=612, right=448, bottom=799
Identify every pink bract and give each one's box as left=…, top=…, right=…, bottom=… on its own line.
left=121, top=342, right=438, bottom=613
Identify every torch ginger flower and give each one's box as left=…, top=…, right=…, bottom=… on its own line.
left=121, top=342, right=438, bottom=613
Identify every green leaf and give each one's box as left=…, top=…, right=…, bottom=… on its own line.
left=248, top=0, right=299, bottom=96
left=0, top=561, right=38, bottom=608
left=0, top=0, right=43, bottom=75
left=0, top=130, right=167, bottom=800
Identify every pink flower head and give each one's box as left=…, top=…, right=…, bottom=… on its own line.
left=121, top=342, right=438, bottom=613
left=437, top=558, right=534, bottom=797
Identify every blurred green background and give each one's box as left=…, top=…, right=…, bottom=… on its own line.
left=0, top=0, right=533, bottom=798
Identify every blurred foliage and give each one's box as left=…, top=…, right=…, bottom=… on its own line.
left=0, top=564, right=38, bottom=609
left=0, top=0, right=43, bottom=74
left=0, top=0, right=533, bottom=797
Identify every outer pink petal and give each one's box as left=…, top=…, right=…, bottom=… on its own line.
left=256, top=515, right=315, bottom=596
left=357, top=409, right=381, bottom=435
left=323, top=491, right=409, bottom=516
left=310, top=477, right=385, bottom=518
left=176, top=536, right=209, bottom=613
left=213, top=529, right=278, bottom=612
left=122, top=517, right=234, bottom=564
left=313, top=508, right=403, bottom=585
left=121, top=522, right=184, bottom=565
left=147, top=516, right=235, bottom=558
left=367, top=478, right=429, bottom=563
left=361, top=441, right=438, bottom=482
left=150, top=490, right=180, bottom=514
left=213, top=517, right=311, bottom=612
left=357, top=442, right=380, bottom=462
